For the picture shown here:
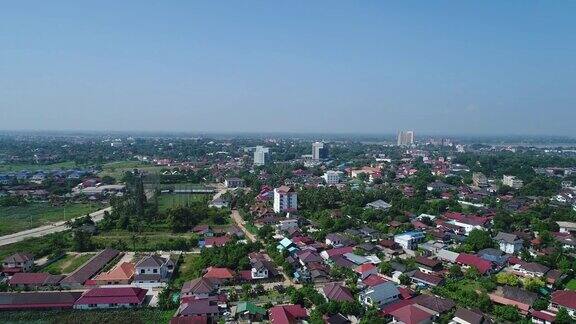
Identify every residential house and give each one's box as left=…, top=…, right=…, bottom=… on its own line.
left=234, top=301, right=267, bottom=322
left=134, top=255, right=174, bottom=285
left=325, top=233, right=353, bottom=248
left=224, top=177, right=245, bottom=188
left=181, top=278, right=218, bottom=299
left=73, top=287, right=148, bottom=309
left=394, top=231, right=426, bottom=250
left=415, top=256, right=442, bottom=274
left=390, top=304, right=437, bottom=324
left=8, top=272, right=63, bottom=289
left=488, top=286, right=537, bottom=314
left=494, top=232, right=524, bottom=254
left=551, top=290, right=576, bottom=317
left=203, top=267, right=235, bottom=284
left=510, top=261, right=550, bottom=278
left=269, top=304, right=308, bottom=324
left=366, top=199, right=392, bottom=210
left=355, top=263, right=378, bottom=280
left=93, top=262, right=135, bottom=285
left=2, top=253, right=34, bottom=274
left=322, top=283, right=354, bottom=302
left=60, top=249, right=120, bottom=289
left=0, top=291, right=82, bottom=311
left=451, top=308, right=491, bottom=324
left=359, top=282, right=401, bottom=308
left=455, top=254, right=493, bottom=275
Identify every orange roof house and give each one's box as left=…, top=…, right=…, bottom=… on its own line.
left=93, top=262, right=135, bottom=285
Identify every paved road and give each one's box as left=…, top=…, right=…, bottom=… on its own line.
left=0, top=206, right=112, bottom=247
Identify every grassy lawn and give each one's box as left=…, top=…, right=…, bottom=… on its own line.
left=92, top=229, right=198, bottom=251
left=43, top=253, right=95, bottom=275
left=244, top=222, right=259, bottom=235
left=0, top=202, right=104, bottom=236
left=566, top=278, right=576, bottom=290
left=0, top=161, right=78, bottom=172
left=173, top=254, right=201, bottom=286
left=0, top=308, right=174, bottom=324
left=158, top=194, right=210, bottom=212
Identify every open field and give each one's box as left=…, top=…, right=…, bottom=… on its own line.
left=173, top=253, right=201, bottom=286
left=566, top=278, right=576, bottom=290
left=0, top=308, right=174, bottom=324
left=0, top=202, right=104, bottom=236
left=99, top=160, right=165, bottom=181
left=157, top=194, right=210, bottom=212
left=91, top=229, right=199, bottom=251
left=42, top=253, right=95, bottom=275
left=0, top=161, right=78, bottom=172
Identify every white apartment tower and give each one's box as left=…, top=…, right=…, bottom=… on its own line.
left=312, top=141, right=328, bottom=161
left=253, top=146, right=269, bottom=166
left=273, top=186, right=298, bottom=213
left=397, top=131, right=415, bottom=146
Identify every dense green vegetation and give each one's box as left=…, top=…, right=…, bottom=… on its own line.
left=0, top=308, right=174, bottom=324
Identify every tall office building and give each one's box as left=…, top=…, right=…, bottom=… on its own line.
left=253, top=146, right=269, bottom=166
left=397, top=131, right=415, bottom=146
left=312, top=141, right=329, bottom=161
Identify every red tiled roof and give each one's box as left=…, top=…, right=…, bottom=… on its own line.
left=551, top=290, right=576, bottom=310
left=390, top=304, right=435, bottom=324
left=355, top=263, right=376, bottom=273
left=203, top=267, right=235, bottom=280
left=269, top=304, right=308, bottom=324
left=530, top=310, right=556, bottom=322
left=322, top=283, right=354, bottom=302
left=362, top=274, right=388, bottom=287
left=75, top=287, right=147, bottom=305
left=204, top=236, right=231, bottom=247
left=9, top=273, right=51, bottom=285
left=456, top=253, right=492, bottom=274
left=324, top=247, right=354, bottom=257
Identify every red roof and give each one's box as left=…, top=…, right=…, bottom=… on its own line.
left=75, top=287, right=147, bottom=305
left=530, top=310, right=556, bottom=322
left=203, top=267, right=235, bottom=280
left=362, top=274, right=388, bottom=287
left=390, top=304, right=434, bottom=324
left=456, top=253, right=493, bottom=274
left=551, top=290, right=576, bottom=310
left=9, top=273, right=50, bottom=285
left=355, top=263, right=376, bottom=273
left=204, top=236, right=231, bottom=247
left=269, top=304, right=308, bottom=324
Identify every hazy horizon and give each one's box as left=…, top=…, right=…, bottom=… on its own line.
left=1, top=2, right=575, bottom=136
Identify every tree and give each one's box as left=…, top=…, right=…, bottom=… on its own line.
left=523, top=277, right=545, bottom=292
left=379, top=261, right=392, bottom=276
left=532, top=298, right=549, bottom=311
left=72, top=229, right=93, bottom=252
left=399, top=274, right=411, bottom=285
left=493, top=305, right=521, bottom=322
left=448, top=264, right=463, bottom=279
left=465, top=229, right=495, bottom=251
left=495, top=272, right=521, bottom=286
left=555, top=308, right=573, bottom=324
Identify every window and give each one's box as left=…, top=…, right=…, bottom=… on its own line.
left=153, top=269, right=158, bottom=273
left=140, top=269, right=145, bottom=274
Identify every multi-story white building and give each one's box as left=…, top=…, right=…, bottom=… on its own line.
left=273, top=186, right=297, bottom=213
left=253, top=146, right=269, bottom=166
left=397, top=131, right=415, bottom=146
left=322, top=171, right=342, bottom=185
left=472, top=172, right=488, bottom=187
left=502, top=175, right=523, bottom=189
left=312, top=142, right=328, bottom=161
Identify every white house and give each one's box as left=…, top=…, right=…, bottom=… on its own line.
left=322, top=171, right=342, bottom=185
left=394, top=232, right=425, bottom=250
left=251, top=261, right=269, bottom=279
left=133, top=255, right=174, bottom=285
left=358, top=282, right=400, bottom=308
left=494, top=232, right=524, bottom=254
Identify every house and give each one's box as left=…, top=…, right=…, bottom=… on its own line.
left=181, top=278, right=218, bottom=299
left=410, top=271, right=444, bottom=287
left=175, top=297, right=219, bottom=321
left=510, top=261, right=550, bottom=278
left=451, top=308, right=491, bottom=324
left=437, top=249, right=459, bottom=264
left=8, top=272, right=63, bottom=289
left=277, top=237, right=298, bottom=253
left=0, top=291, right=82, bottom=310
left=273, top=186, right=298, bottom=213
left=60, top=249, right=120, bottom=289
left=358, top=282, right=401, bottom=308
left=325, top=233, right=353, bottom=247
left=134, top=254, right=174, bottom=285
left=488, top=286, right=537, bottom=314
left=415, top=256, right=442, bottom=274
left=74, top=287, right=148, bottom=309
left=551, top=290, right=576, bottom=317
left=477, top=248, right=508, bottom=267
left=530, top=310, right=556, bottom=324
left=269, top=304, right=308, bottom=324
left=366, top=199, right=392, bottom=210
left=192, top=225, right=214, bottom=237
left=2, top=253, right=34, bottom=274
left=209, top=197, right=229, bottom=209
left=234, top=301, right=267, bottom=322
left=323, top=313, right=350, bottom=324
left=394, top=231, right=426, bottom=250
left=557, top=221, right=576, bottom=234
left=224, top=177, right=245, bottom=188
left=203, top=267, right=235, bottom=283
left=322, top=282, right=354, bottom=302
left=93, top=262, right=135, bottom=285
left=389, top=304, right=437, bottom=324
left=494, top=232, right=524, bottom=254
left=455, top=253, right=493, bottom=275
left=355, top=263, right=378, bottom=279
left=203, top=236, right=232, bottom=248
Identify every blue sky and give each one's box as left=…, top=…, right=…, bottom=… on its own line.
left=1, top=1, right=575, bottom=135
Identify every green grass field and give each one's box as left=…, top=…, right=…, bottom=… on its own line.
left=0, top=308, right=174, bottom=324
left=99, top=160, right=165, bottom=181
left=0, top=202, right=104, bottom=236
left=43, top=253, right=95, bottom=275
left=0, top=161, right=78, bottom=172
left=157, top=194, right=210, bottom=212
